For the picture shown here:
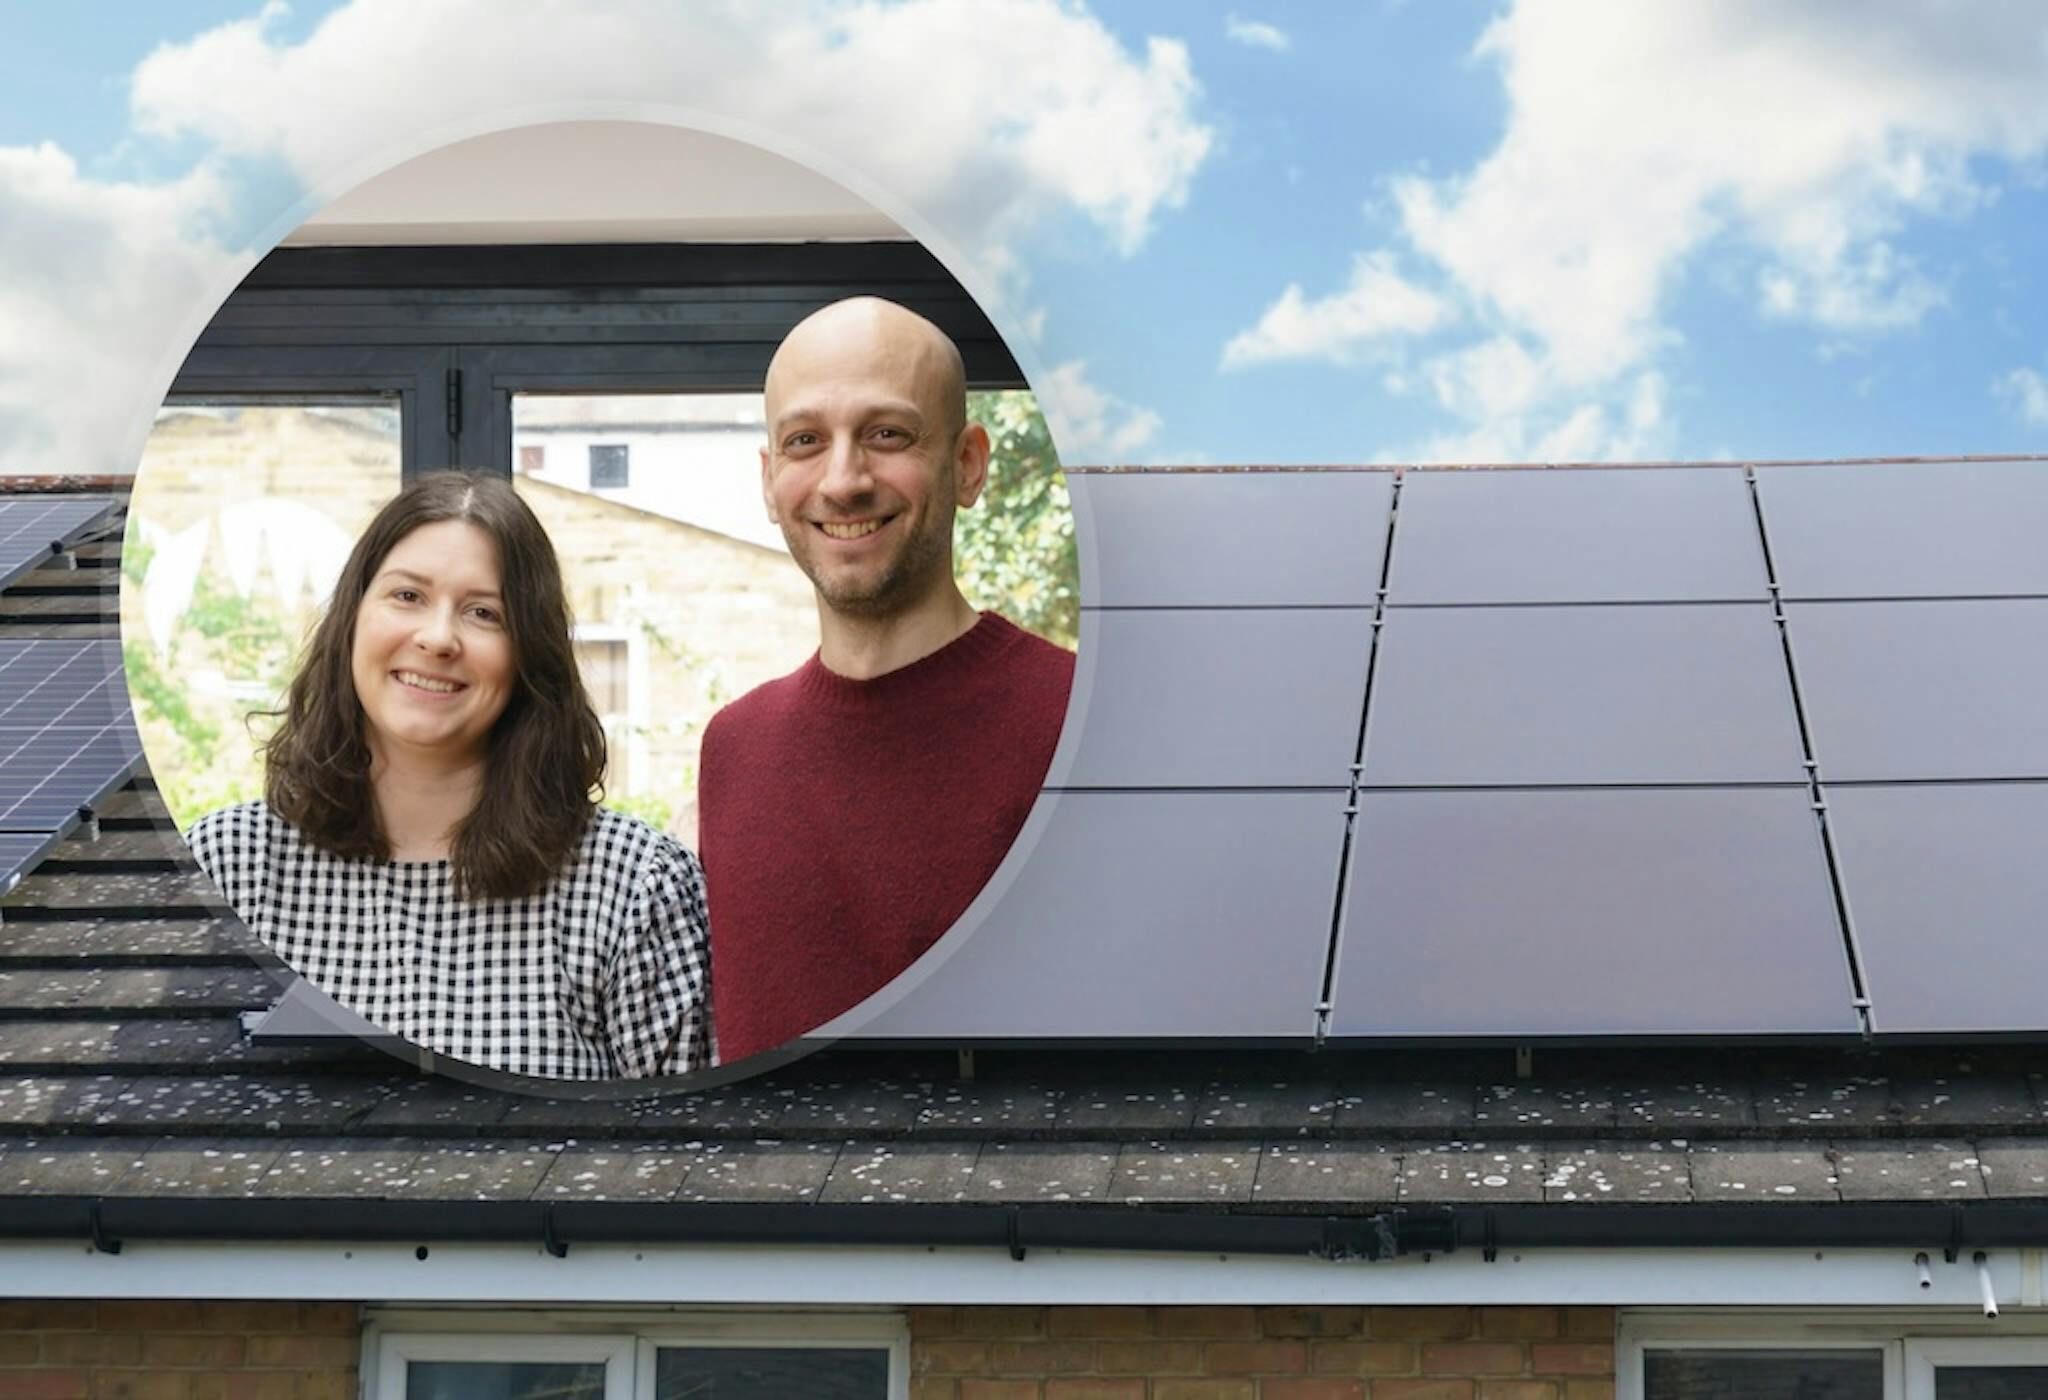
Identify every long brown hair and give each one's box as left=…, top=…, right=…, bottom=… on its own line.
left=263, top=471, right=605, bottom=899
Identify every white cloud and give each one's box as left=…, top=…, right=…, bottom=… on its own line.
left=1225, top=14, right=1291, bottom=51
left=1227, top=1, right=2048, bottom=457
left=0, top=143, right=242, bottom=475
left=1, top=0, right=1211, bottom=473
left=130, top=0, right=1211, bottom=266
left=1994, top=366, right=2048, bottom=425
left=1221, top=252, right=1450, bottom=368
left=1038, top=360, right=1162, bottom=460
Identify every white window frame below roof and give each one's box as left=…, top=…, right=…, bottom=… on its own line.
left=1622, top=1311, right=2048, bottom=1400
left=363, top=1308, right=905, bottom=1400
left=368, top=1330, right=635, bottom=1400
left=1905, top=1335, right=2048, bottom=1398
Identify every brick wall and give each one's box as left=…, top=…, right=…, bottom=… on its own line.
left=911, top=1306, right=1616, bottom=1400
left=0, top=1300, right=358, bottom=1400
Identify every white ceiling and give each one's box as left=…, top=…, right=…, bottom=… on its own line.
left=285, top=120, right=909, bottom=246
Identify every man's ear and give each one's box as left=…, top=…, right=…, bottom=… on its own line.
left=759, top=444, right=780, bottom=524
left=954, top=422, right=991, bottom=509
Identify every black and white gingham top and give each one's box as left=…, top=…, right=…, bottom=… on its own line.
left=186, top=801, right=711, bottom=1080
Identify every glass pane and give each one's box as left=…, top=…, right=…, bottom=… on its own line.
left=1937, top=1368, right=2048, bottom=1399
left=654, top=1346, right=888, bottom=1399
left=511, top=388, right=1073, bottom=849
left=124, top=399, right=402, bottom=828
left=1644, top=1348, right=1883, bottom=1399
left=407, top=1359, right=605, bottom=1400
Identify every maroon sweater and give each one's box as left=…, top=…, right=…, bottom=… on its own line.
left=698, top=613, right=1075, bottom=1062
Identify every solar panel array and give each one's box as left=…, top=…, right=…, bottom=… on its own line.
left=852, top=458, right=2048, bottom=1046
left=0, top=498, right=143, bottom=892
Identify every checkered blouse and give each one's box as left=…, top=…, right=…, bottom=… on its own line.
left=187, top=801, right=711, bottom=1080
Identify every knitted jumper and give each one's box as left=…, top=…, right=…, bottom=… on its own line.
left=699, top=613, right=1074, bottom=1062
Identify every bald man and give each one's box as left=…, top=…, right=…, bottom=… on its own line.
left=696, top=298, right=1075, bottom=1063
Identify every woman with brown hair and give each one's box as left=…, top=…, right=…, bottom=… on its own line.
left=186, top=472, right=709, bottom=1080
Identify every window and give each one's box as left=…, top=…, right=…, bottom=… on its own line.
left=369, top=1312, right=905, bottom=1400
left=590, top=443, right=630, bottom=489
left=1626, top=1317, right=2048, bottom=1400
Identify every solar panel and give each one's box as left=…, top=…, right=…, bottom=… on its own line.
left=1826, top=783, right=2048, bottom=1034
left=1058, top=608, right=1371, bottom=788
left=0, top=640, right=144, bottom=833
left=1388, top=467, right=1768, bottom=604
left=1327, top=788, right=1860, bottom=1038
left=1362, top=605, right=1808, bottom=786
left=840, top=791, right=1344, bottom=1042
left=0, top=496, right=116, bottom=592
left=1071, top=471, right=1392, bottom=607
left=1757, top=461, right=2048, bottom=599
left=0, top=831, right=64, bottom=894
left=1785, top=600, right=2048, bottom=781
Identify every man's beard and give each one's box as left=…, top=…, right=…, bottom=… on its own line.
left=792, top=501, right=955, bottom=619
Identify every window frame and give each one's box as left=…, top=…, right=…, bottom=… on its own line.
left=363, top=1309, right=907, bottom=1400
left=1905, top=1336, right=2048, bottom=1398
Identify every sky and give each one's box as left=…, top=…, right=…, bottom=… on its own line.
left=3, top=0, right=2047, bottom=472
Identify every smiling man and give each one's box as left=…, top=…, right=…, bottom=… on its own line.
left=696, top=297, right=1075, bottom=1063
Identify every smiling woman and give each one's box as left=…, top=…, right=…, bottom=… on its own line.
left=183, top=473, right=712, bottom=1081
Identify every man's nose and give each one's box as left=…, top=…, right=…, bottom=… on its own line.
left=818, top=434, right=873, bottom=499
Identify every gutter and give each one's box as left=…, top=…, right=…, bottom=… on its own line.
left=8, top=1196, right=2048, bottom=1263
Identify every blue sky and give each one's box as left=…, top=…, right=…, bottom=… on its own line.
left=4, top=1, right=2047, bottom=470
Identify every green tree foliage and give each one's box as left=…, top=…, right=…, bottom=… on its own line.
left=955, top=391, right=1078, bottom=650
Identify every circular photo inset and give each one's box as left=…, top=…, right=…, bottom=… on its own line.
left=121, top=120, right=1077, bottom=1090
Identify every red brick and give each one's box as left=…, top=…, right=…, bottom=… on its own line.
left=0, top=1334, right=42, bottom=1363
left=1156, top=1307, right=1261, bottom=1339
left=243, top=1336, right=354, bottom=1370
left=955, top=1309, right=1049, bottom=1339
left=1560, top=1310, right=1614, bottom=1342
left=957, top=1382, right=1037, bottom=1400
left=1529, top=1345, right=1612, bottom=1378
left=0, top=1372, right=91, bottom=1400
left=0, top=1301, right=95, bottom=1329
left=989, top=1341, right=1095, bottom=1375
left=910, top=1307, right=961, bottom=1338
left=1264, top=1382, right=1366, bottom=1400
left=1043, top=1383, right=1145, bottom=1400
left=296, top=1304, right=357, bottom=1336
left=1421, top=1343, right=1525, bottom=1377
left=911, top=1381, right=958, bottom=1400
left=1562, top=1384, right=1614, bottom=1400
left=194, top=1305, right=299, bottom=1334
left=91, top=1373, right=194, bottom=1400
left=143, top=1335, right=248, bottom=1368
left=1260, top=1307, right=1366, bottom=1338
left=1477, top=1310, right=1559, bottom=1342
left=1205, top=1340, right=1307, bottom=1375
left=41, top=1334, right=144, bottom=1366
left=219, top=1377, right=297, bottom=1400
left=1367, top=1309, right=1474, bottom=1342
left=296, top=1377, right=356, bottom=1400
left=96, top=1302, right=205, bottom=1331
left=916, top=1341, right=991, bottom=1376
left=1048, top=1308, right=1151, bottom=1339
left=1312, top=1341, right=1415, bottom=1376
left=1096, top=1341, right=1203, bottom=1374
left=1149, top=1383, right=1253, bottom=1400
left=1373, top=1383, right=1474, bottom=1400
left=1479, top=1384, right=1559, bottom=1400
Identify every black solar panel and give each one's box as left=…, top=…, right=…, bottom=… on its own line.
left=0, top=496, right=116, bottom=592
left=1328, top=788, right=1860, bottom=1038
left=0, top=641, right=143, bottom=838
left=1389, top=467, right=1767, bottom=604
left=1827, top=783, right=2048, bottom=1034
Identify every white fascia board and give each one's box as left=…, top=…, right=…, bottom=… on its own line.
left=4, top=1243, right=2041, bottom=1310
